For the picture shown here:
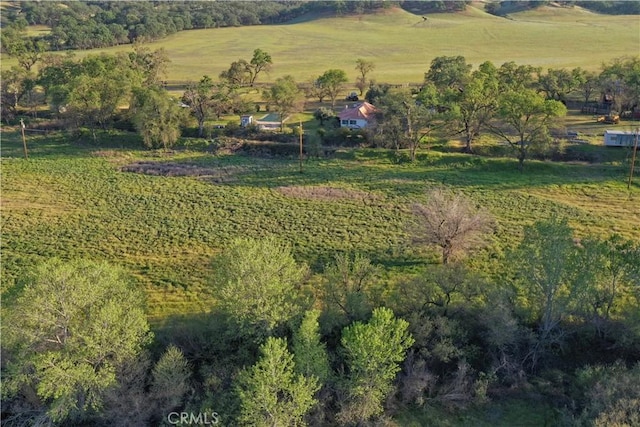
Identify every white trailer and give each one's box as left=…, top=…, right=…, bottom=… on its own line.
left=603, top=130, right=638, bottom=147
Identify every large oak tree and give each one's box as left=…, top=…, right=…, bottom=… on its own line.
left=317, top=69, right=348, bottom=111
left=262, top=75, right=303, bottom=131
left=491, top=88, right=566, bottom=170
left=3, top=259, right=152, bottom=425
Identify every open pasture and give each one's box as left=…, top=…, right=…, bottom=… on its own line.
left=1, top=130, right=638, bottom=320
left=5, top=4, right=637, bottom=85
left=133, top=5, right=640, bottom=83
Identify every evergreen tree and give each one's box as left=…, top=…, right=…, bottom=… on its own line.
left=151, top=345, right=191, bottom=414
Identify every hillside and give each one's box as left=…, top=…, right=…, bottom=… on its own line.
left=43, top=5, right=637, bottom=84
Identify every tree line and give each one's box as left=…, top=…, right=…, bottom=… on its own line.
left=2, top=35, right=639, bottom=164
left=0, top=1, right=468, bottom=51
left=2, top=188, right=639, bottom=426
left=2, top=1, right=312, bottom=50
left=486, top=0, right=640, bottom=16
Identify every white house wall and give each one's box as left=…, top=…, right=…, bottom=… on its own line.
left=340, top=119, right=368, bottom=129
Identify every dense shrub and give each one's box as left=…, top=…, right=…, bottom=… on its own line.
left=320, top=127, right=370, bottom=147
left=570, top=362, right=640, bottom=426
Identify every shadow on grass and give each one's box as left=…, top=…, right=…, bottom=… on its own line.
left=1, top=129, right=145, bottom=160
left=4, top=129, right=634, bottom=196
left=396, top=397, right=563, bottom=427
left=218, top=152, right=626, bottom=193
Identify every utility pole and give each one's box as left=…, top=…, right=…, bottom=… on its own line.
left=299, top=120, right=303, bottom=174
left=628, top=127, right=639, bottom=190
left=20, top=119, right=28, bottom=160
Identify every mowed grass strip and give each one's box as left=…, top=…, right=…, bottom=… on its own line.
left=2, top=130, right=638, bottom=319
left=5, top=5, right=637, bottom=84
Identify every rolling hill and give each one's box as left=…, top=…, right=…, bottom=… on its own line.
left=59, top=4, right=640, bottom=84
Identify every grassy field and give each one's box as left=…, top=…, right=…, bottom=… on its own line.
left=2, top=4, right=638, bottom=85
left=2, top=127, right=638, bottom=321
left=127, top=5, right=640, bottom=83
left=1, top=5, right=639, bottom=424
left=2, top=2, right=639, bottom=317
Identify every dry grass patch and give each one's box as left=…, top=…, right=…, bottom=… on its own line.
left=275, top=185, right=383, bottom=204
left=92, top=149, right=138, bottom=166
left=0, top=179, right=81, bottom=220
left=122, top=161, right=215, bottom=177
left=0, top=192, right=78, bottom=218
left=121, top=161, right=253, bottom=183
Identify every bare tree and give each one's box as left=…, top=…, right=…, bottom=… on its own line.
left=410, top=188, right=494, bottom=264
left=355, top=58, right=375, bottom=96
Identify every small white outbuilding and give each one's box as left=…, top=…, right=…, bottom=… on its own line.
left=603, top=130, right=638, bottom=147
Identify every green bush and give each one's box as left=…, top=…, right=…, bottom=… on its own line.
left=321, top=127, right=370, bottom=147
left=572, top=361, right=640, bottom=425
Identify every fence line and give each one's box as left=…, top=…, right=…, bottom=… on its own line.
left=162, top=80, right=424, bottom=91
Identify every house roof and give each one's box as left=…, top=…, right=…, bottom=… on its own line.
left=338, top=102, right=379, bottom=121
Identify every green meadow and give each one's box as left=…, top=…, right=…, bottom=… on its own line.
left=5, top=4, right=638, bottom=84
left=125, top=5, right=640, bottom=83
left=2, top=3, right=640, bottom=320
left=2, top=129, right=639, bottom=321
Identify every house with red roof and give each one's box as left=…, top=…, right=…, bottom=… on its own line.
left=338, top=102, right=379, bottom=129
